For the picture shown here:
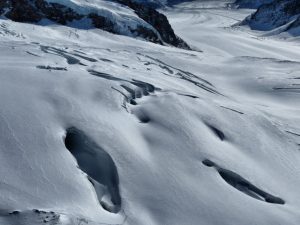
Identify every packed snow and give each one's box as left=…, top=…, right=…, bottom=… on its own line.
left=0, top=0, right=300, bottom=225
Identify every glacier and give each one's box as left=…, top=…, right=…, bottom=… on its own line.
left=0, top=0, right=299, bottom=225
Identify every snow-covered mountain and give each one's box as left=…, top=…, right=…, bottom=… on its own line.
left=0, top=0, right=300, bottom=225
left=0, top=0, right=190, bottom=49
left=241, top=0, right=300, bottom=35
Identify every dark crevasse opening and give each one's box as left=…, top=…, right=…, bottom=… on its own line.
left=65, top=127, right=121, bottom=213
left=202, top=159, right=285, bottom=205
left=204, top=123, right=225, bottom=141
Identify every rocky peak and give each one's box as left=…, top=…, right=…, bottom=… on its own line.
left=240, top=0, right=300, bottom=35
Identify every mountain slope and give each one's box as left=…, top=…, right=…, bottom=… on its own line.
left=241, top=0, right=300, bottom=35
left=0, top=0, right=189, bottom=49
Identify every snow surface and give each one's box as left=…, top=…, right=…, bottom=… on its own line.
left=0, top=0, right=300, bottom=224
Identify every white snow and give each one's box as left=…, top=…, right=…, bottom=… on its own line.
left=0, top=0, right=300, bottom=225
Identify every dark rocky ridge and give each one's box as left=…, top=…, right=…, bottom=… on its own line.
left=231, top=0, right=273, bottom=9
left=0, top=1, right=11, bottom=15
left=241, top=0, right=300, bottom=34
left=117, top=0, right=190, bottom=49
left=0, top=0, right=190, bottom=49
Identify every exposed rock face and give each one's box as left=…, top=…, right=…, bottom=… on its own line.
left=134, top=25, right=163, bottom=44
left=232, top=0, right=273, bottom=9
left=289, top=16, right=300, bottom=30
left=0, top=0, right=11, bottom=16
left=7, top=1, right=42, bottom=23
left=118, top=0, right=190, bottom=49
left=88, top=13, right=115, bottom=34
left=241, top=0, right=300, bottom=34
left=3, top=0, right=82, bottom=23
left=0, top=0, right=190, bottom=49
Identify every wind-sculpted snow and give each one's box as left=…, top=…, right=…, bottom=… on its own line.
left=0, top=1, right=300, bottom=225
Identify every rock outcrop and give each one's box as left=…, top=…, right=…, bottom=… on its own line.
left=117, top=0, right=190, bottom=49
left=4, top=0, right=82, bottom=23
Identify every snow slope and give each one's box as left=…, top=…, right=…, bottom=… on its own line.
left=0, top=0, right=300, bottom=225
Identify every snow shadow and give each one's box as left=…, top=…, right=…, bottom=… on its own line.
left=204, top=123, right=225, bottom=141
